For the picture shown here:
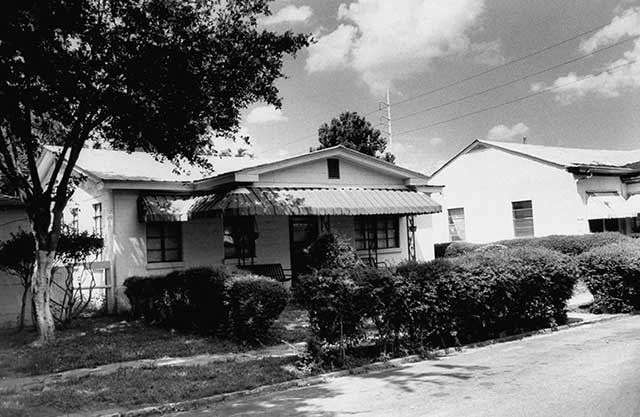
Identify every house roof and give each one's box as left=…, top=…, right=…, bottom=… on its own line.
left=432, top=139, right=640, bottom=177
left=43, top=145, right=430, bottom=186
left=43, top=146, right=268, bottom=182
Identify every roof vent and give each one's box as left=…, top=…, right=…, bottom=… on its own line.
left=327, top=158, right=340, bottom=179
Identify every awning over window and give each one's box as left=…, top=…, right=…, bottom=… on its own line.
left=626, top=194, right=640, bottom=217
left=586, top=193, right=635, bottom=219
left=191, top=187, right=442, bottom=217
left=138, top=195, right=202, bottom=222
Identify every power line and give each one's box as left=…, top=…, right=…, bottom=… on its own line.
left=393, top=35, right=637, bottom=123
left=395, top=59, right=637, bottom=137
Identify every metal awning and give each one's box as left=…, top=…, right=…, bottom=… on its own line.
left=586, top=193, right=635, bottom=219
left=138, top=195, right=202, bottom=222
left=191, top=187, right=441, bottom=217
left=626, top=194, right=640, bottom=217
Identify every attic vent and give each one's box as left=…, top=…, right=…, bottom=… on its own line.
left=327, top=158, right=340, bottom=179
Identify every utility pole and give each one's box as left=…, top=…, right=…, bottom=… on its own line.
left=379, top=88, right=393, bottom=154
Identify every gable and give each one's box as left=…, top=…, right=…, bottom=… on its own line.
left=255, top=157, right=407, bottom=187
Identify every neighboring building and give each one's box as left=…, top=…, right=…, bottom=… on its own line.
left=429, top=139, right=640, bottom=244
left=0, top=195, right=31, bottom=328
left=38, top=145, right=443, bottom=312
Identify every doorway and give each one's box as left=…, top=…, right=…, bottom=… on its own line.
left=289, top=216, right=319, bottom=282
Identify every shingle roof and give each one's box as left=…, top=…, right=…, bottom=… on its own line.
left=45, top=146, right=268, bottom=182
left=480, top=140, right=640, bottom=168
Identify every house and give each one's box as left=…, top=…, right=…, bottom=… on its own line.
left=429, top=139, right=640, bottom=244
left=0, top=194, right=31, bottom=328
left=38, top=145, right=443, bottom=312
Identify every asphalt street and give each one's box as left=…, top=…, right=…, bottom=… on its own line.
left=172, top=316, right=640, bottom=417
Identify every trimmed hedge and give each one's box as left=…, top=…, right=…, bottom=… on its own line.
left=577, top=242, right=640, bottom=313
left=228, top=275, right=289, bottom=340
left=444, top=232, right=631, bottom=258
left=296, top=248, right=577, bottom=352
left=124, top=267, right=289, bottom=340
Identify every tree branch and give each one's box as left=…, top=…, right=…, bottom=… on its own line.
left=23, top=109, right=43, bottom=196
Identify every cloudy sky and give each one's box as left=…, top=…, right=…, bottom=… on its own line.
left=231, top=0, right=640, bottom=174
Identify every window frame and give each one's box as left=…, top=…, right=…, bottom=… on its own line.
left=447, top=207, right=466, bottom=241
left=511, top=200, right=535, bottom=238
left=92, top=203, right=103, bottom=236
left=146, top=222, right=183, bottom=263
left=354, top=215, right=400, bottom=250
left=327, top=158, right=340, bottom=179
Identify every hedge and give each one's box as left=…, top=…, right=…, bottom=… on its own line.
left=124, top=267, right=289, bottom=340
left=443, top=232, right=631, bottom=258
left=296, top=248, right=576, bottom=353
left=577, top=242, right=640, bottom=313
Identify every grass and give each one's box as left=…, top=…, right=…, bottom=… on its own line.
left=0, top=304, right=310, bottom=378
left=0, top=357, right=311, bottom=417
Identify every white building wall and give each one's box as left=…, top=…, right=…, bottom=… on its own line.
left=431, top=147, right=587, bottom=243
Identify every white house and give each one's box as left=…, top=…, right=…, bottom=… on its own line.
left=429, top=139, right=640, bottom=244
left=37, top=145, right=443, bottom=312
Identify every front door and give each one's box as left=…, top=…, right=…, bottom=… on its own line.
left=289, top=216, right=319, bottom=281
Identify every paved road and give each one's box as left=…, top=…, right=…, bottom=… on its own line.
left=173, top=317, right=640, bottom=417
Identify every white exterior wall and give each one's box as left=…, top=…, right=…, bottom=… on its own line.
left=431, top=147, right=587, bottom=243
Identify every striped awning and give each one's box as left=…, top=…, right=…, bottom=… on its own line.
left=138, top=195, right=202, bottom=222
left=190, top=187, right=441, bottom=217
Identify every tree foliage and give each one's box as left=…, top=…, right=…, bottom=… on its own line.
left=317, top=111, right=394, bottom=162
left=0, top=0, right=308, bottom=343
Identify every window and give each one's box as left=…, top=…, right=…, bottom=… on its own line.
left=146, top=223, right=182, bottom=263
left=447, top=208, right=465, bottom=241
left=512, top=200, right=534, bottom=237
left=327, top=158, right=340, bottom=179
left=224, top=216, right=257, bottom=259
left=354, top=216, right=399, bottom=250
left=589, top=218, right=620, bottom=233
left=70, top=207, right=79, bottom=233
left=93, top=203, right=103, bottom=236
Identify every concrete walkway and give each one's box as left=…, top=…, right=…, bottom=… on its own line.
left=0, top=341, right=306, bottom=393
left=175, top=315, right=640, bottom=417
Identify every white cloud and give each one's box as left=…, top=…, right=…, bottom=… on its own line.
left=535, top=7, right=640, bottom=104
left=246, top=105, right=288, bottom=124
left=306, top=24, right=357, bottom=73
left=260, top=5, right=313, bottom=26
left=430, top=137, right=443, bottom=145
left=306, top=0, right=486, bottom=93
left=468, top=39, right=506, bottom=66
left=486, top=123, right=529, bottom=142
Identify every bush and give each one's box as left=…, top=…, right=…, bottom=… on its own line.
left=443, top=241, right=483, bottom=257
left=227, top=275, right=289, bottom=341
left=294, top=267, right=367, bottom=344
left=577, top=242, right=640, bottom=313
left=123, top=266, right=231, bottom=333
left=306, top=233, right=360, bottom=270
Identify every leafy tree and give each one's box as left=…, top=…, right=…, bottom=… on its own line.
left=0, top=0, right=307, bottom=344
left=317, top=111, right=395, bottom=162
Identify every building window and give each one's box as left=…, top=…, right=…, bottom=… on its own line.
left=512, top=200, right=534, bottom=237
left=224, top=216, right=257, bottom=259
left=589, top=218, right=620, bottom=233
left=447, top=208, right=465, bottom=241
left=146, top=223, right=182, bottom=263
left=327, top=158, right=340, bottom=179
left=354, top=216, right=399, bottom=250
left=93, top=203, right=103, bottom=236
left=70, top=207, right=79, bottom=233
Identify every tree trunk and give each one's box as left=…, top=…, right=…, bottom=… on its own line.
left=32, top=250, right=56, bottom=345
left=16, top=284, right=29, bottom=332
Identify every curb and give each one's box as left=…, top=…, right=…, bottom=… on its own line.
left=88, top=313, right=628, bottom=417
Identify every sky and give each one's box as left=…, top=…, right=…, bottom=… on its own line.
left=225, top=0, right=640, bottom=175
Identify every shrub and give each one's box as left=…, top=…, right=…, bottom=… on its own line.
left=577, top=243, right=640, bottom=313
left=294, top=267, right=367, bottom=344
left=443, top=241, right=483, bottom=257
left=123, top=266, right=231, bottom=333
left=306, top=233, right=360, bottom=270
left=227, top=275, right=289, bottom=341
left=496, top=232, right=631, bottom=256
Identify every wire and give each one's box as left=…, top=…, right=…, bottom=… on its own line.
left=393, top=35, right=637, bottom=122
left=395, top=59, right=637, bottom=137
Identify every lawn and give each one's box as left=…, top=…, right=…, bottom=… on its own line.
left=0, top=304, right=310, bottom=378
left=0, top=356, right=312, bottom=417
